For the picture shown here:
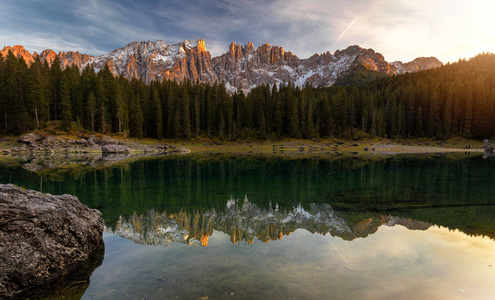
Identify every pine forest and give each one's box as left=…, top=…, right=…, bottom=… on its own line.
left=1, top=51, right=495, bottom=140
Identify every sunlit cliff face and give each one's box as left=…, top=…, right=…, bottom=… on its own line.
left=0, top=40, right=442, bottom=95
left=110, top=197, right=432, bottom=247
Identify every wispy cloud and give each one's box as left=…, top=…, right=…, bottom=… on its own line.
left=333, top=19, right=358, bottom=49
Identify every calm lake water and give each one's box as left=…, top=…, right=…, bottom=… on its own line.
left=2, top=154, right=495, bottom=299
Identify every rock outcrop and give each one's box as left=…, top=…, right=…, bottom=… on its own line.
left=170, top=147, right=191, bottom=154
left=1, top=41, right=442, bottom=92
left=482, top=139, right=495, bottom=159
left=0, top=184, right=104, bottom=298
left=212, top=43, right=405, bottom=92
left=101, top=144, right=131, bottom=154
left=87, top=39, right=217, bottom=84
left=17, top=132, right=44, bottom=145
left=0, top=45, right=93, bottom=69
left=0, top=45, right=36, bottom=65
left=12, top=133, right=105, bottom=154
left=8, top=133, right=191, bottom=157
left=482, top=139, right=494, bottom=151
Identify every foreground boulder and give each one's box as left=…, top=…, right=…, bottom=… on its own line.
left=0, top=184, right=104, bottom=298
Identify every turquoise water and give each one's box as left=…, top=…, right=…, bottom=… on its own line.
left=1, top=154, right=495, bottom=299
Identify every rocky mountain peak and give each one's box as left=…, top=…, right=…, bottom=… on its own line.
left=391, top=56, right=443, bottom=74
left=228, top=42, right=242, bottom=59
left=10, top=45, right=29, bottom=54
left=227, top=41, right=258, bottom=60
left=1, top=39, right=443, bottom=91
left=245, top=42, right=255, bottom=55
left=83, top=39, right=217, bottom=84
left=334, top=45, right=362, bottom=56
left=39, top=49, right=57, bottom=63
left=256, top=43, right=271, bottom=53
left=185, top=39, right=206, bottom=53
left=1, top=45, right=35, bottom=65
left=57, top=51, right=93, bottom=69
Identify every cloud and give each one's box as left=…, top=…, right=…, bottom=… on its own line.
left=333, top=19, right=358, bottom=49
left=1, top=0, right=495, bottom=62
left=301, top=0, right=495, bottom=62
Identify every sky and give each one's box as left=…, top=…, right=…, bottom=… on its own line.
left=1, top=0, right=495, bottom=63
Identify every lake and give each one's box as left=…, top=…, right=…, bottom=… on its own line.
left=1, top=154, right=495, bottom=299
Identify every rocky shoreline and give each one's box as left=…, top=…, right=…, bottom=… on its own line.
left=1, top=132, right=488, bottom=160
left=0, top=184, right=104, bottom=298
left=2, top=132, right=191, bottom=156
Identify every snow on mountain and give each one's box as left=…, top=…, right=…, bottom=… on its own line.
left=1, top=40, right=442, bottom=92
left=81, top=39, right=216, bottom=84
left=211, top=42, right=440, bottom=92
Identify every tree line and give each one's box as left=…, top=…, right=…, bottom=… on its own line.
left=1, top=50, right=494, bottom=139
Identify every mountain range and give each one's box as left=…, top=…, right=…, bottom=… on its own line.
left=1, top=39, right=442, bottom=92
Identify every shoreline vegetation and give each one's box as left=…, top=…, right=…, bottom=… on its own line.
left=0, top=128, right=485, bottom=159
left=0, top=140, right=484, bottom=183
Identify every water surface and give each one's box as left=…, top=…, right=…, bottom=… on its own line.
left=1, top=154, right=494, bottom=299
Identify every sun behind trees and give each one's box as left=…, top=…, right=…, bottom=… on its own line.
left=0, top=51, right=495, bottom=140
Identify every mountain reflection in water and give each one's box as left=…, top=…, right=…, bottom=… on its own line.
left=2, top=155, right=495, bottom=299
left=112, top=197, right=431, bottom=247
left=2, top=154, right=495, bottom=243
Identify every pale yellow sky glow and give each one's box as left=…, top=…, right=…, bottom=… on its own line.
left=207, top=224, right=495, bottom=299
left=327, top=0, right=495, bottom=62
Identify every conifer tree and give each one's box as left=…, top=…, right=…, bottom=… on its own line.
left=87, top=92, right=96, bottom=132
left=59, top=76, right=72, bottom=131
left=304, top=89, right=314, bottom=138
left=288, top=92, right=301, bottom=138
left=180, top=84, right=191, bottom=139
left=50, top=55, right=62, bottom=120
left=95, top=79, right=108, bottom=133
left=415, top=107, right=424, bottom=136
left=114, top=83, right=125, bottom=133
left=463, top=82, right=473, bottom=137
left=206, top=86, right=215, bottom=136
left=129, top=94, right=144, bottom=138
left=152, top=87, right=163, bottom=138
left=27, top=57, right=48, bottom=128
left=194, top=94, right=200, bottom=139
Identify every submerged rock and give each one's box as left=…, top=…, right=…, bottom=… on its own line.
left=0, top=184, right=104, bottom=298
left=171, top=147, right=191, bottom=154
left=144, top=144, right=169, bottom=154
